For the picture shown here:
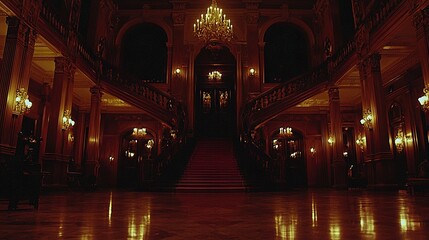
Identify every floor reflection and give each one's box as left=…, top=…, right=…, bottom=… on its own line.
left=1, top=190, right=428, bottom=239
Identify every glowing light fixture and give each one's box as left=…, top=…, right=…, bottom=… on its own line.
left=279, top=127, right=293, bottom=138
left=13, top=88, right=32, bottom=115
left=360, top=109, right=373, bottom=129
left=132, top=127, right=147, bottom=137
left=249, top=68, right=256, bottom=76
left=394, top=128, right=404, bottom=153
left=208, top=70, right=222, bottom=80
left=193, top=0, right=233, bottom=43
left=418, top=85, right=429, bottom=111
left=62, top=110, right=75, bottom=130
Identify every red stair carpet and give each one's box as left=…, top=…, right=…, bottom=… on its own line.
left=175, top=138, right=246, bottom=192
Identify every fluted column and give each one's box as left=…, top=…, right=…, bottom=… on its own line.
left=85, top=86, right=102, bottom=175
left=328, top=87, right=345, bottom=188
left=45, top=58, right=74, bottom=155
left=358, top=53, right=394, bottom=188
left=0, top=17, right=31, bottom=147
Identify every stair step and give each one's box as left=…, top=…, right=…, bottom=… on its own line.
left=176, top=139, right=245, bottom=192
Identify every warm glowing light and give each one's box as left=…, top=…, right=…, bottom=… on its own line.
left=13, top=88, right=32, bottom=115
left=249, top=68, right=256, bottom=76
left=360, top=109, right=373, bottom=129
left=193, top=0, right=233, bottom=43
left=328, top=136, right=334, bottom=145
left=279, top=127, right=293, bottom=138
left=395, top=128, right=404, bottom=153
left=62, top=110, right=75, bottom=130
left=146, top=139, right=154, bottom=149
left=132, top=128, right=147, bottom=137
left=208, top=70, right=222, bottom=80
left=418, top=85, right=429, bottom=111
left=175, top=68, right=181, bottom=75
left=356, top=134, right=366, bottom=151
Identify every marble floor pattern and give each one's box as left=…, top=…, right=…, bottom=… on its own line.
left=1, top=189, right=429, bottom=239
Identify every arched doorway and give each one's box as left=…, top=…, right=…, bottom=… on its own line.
left=270, top=128, right=307, bottom=187
left=118, top=129, right=156, bottom=188
left=194, top=43, right=236, bottom=138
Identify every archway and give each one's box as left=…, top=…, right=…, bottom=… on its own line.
left=270, top=128, right=308, bottom=187
left=194, top=43, right=237, bottom=138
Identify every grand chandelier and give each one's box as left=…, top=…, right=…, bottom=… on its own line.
left=193, top=0, right=233, bottom=43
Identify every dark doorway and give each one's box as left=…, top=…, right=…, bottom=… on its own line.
left=195, top=43, right=236, bottom=138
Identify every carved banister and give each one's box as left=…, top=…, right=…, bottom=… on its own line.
left=101, top=63, right=186, bottom=131
left=40, top=2, right=68, bottom=41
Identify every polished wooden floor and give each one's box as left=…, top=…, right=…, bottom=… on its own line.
left=1, top=189, right=429, bottom=239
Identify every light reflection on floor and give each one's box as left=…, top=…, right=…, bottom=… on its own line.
left=1, top=189, right=428, bottom=239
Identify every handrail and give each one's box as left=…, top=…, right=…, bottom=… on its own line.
left=101, top=62, right=186, bottom=131
left=40, top=2, right=68, bottom=42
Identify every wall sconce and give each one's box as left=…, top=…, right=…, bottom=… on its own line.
left=108, top=155, right=115, bottom=163
left=327, top=136, right=334, bottom=145
left=394, top=128, right=404, bottom=153
left=360, top=109, right=373, bottom=129
left=175, top=68, right=181, bottom=75
left=146, top=139, right=154, bottom=149
left=343, top=151, right=348, bottom=157
left=279, top=127, right=293, bottom=138
left=133, top=127, right=147, bottom=137
left=272, top=139, right=280, bottom=150
left=68, top=133, right=74, bottom=142
left=13, top=88, right=32, bottom=116
left=418, top=84, right=429, bottom=111
left=170, top=129, right=178, bottom=139
left=355, top=134, right=366, bottom=151
left=310, top=147, right=316, bottom=156
left=249, top=68, right=256, bottom=76
left=62, top=110, right=75, bottom=130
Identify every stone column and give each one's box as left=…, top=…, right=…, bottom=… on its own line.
left=358, top=53, right=394, bottom=188
left=328, top=87, right=345, bottom=188
left=85, top=86, right=102, bottom=176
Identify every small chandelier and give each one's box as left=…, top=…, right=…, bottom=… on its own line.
left=62, top=110, right=75, bottom=130
left=279, top=127, right=293, bottom=138
left=132, top=128, right=147, bottom=138
left=355, top=134, right=366, bottom=151
left=193, top=0, right=233, bottom=43
left=360, top=109, right=373, bottom=129
left=13, top=88, right=32, bottom=115
left=418, top=84, right=429, bottom=111
left=208, top=71, right=222, bottom=80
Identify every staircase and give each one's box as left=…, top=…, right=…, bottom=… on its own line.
left=175, top=139, right=246, bottom=192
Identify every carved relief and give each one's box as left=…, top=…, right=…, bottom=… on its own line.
left=172, top=12, right=185, bottom=25
left=246, top=12, right=259, bottom=24
left=355, top=25, right=370, bottom=59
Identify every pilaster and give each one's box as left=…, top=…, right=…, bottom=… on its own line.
left=358, top=53, right=394, bottom=188
left=86, top=86, right=102, bottom=176
left=328, top=87, right=346, bottom=188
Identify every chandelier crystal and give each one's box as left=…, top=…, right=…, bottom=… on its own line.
left=193, top=0, right=233, bottom=43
